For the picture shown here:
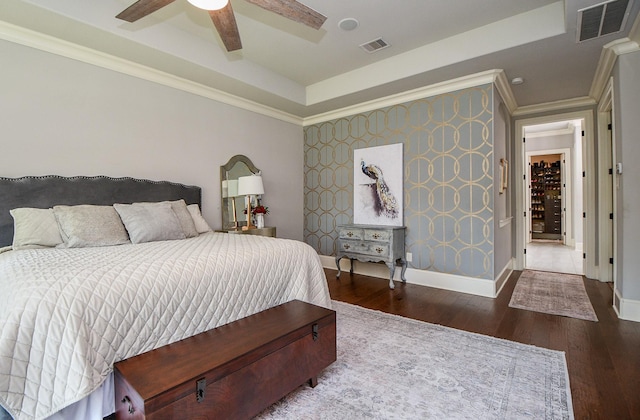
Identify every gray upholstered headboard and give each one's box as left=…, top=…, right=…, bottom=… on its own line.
left=0, top=176, right=202, bottom=247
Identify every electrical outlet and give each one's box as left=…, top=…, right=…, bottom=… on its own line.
left=406, top=252, right=412, bottom=262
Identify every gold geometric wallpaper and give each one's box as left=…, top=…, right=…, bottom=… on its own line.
left=304, top=85, right=495, bottom=280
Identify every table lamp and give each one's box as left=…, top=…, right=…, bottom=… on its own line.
left=237, top=175, right=264, bottom=230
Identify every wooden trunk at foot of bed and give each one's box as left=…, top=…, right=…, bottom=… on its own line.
left=113, top=300, right=336, bottom=420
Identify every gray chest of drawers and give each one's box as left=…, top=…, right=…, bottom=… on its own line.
left=335, top=224, right=407, bottom=289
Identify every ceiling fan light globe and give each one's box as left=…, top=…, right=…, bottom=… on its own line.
left=187, top=0, right=229, bottom=11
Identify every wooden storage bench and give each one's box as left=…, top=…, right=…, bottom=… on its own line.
left=114, top=300, right=336, bottom=419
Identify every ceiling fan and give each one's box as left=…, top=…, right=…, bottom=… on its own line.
left=116, top=0, right=327, bottom=52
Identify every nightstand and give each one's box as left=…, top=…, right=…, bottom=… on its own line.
left=226, top=226, right=276, bottom=237
left=335, top=224, right=407, bottom=289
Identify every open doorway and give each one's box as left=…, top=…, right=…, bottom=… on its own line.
left=522, top=121, right=584, bottom=275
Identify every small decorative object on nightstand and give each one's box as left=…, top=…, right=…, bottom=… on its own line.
left=252, top=205, right=268, bottom=229
left=335, top=224, right=407, bottom=289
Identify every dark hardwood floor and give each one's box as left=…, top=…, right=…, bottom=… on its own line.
left=325, top=268, right=640, bottom=420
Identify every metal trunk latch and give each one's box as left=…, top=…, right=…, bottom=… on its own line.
left=196, top=378, right=206, bottom=403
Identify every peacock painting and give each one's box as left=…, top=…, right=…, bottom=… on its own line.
left=361, top=159, right=399, bottom=218
left=354, top=144, right=403, bottom=226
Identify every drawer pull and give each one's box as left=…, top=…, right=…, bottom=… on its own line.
left=375, top=247, right=384, bottom=254
left=312, top=323, right=319, bottom=341
left=121, top=396, right=135, bottom=414
left=344, top=244, right=350, bottom=250
left=346, top=231, right=354, bottom=237
left=372, top=233, right=380, bottom=239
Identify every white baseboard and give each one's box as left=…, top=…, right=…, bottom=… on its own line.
left=494, top=259, right=514, bottom=297
left=320, top=255, right=504, bottom=298
left=613, top=287, right=640, bottom=322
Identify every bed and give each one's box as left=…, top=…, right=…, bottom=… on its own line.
left=0, top=176, right=331, bottom=420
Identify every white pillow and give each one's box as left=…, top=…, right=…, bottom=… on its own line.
left=168, top=200, right=199, bottom=238
left=10, top=207, right=63, bottom=250
left=187, top=204, right=212, bottom=233
left=114, top=202, right=186, bottom=244
left=53, top=205, right=130, bottom=248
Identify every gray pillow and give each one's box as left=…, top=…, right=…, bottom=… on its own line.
left=10, top=207, right=63, bottom=250
left=53, top=205, right=130, bottom=248
left=168, top=200, right=199, bottom=238
left=114, top=202, right=186, bottom=244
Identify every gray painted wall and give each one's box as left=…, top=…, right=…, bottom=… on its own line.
left=494, top=89, right=512, bottom=275
left=613, top=50, right=640, bottom=300
left=0, top=40, right=305, bottom=240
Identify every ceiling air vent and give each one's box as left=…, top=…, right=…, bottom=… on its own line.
left=360, top=37, right=390, bottom=53
left=577, top=0, right=632, bottom=42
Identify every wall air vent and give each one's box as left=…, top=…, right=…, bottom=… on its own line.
left=577, top=0, right=632, bottom=42
left=360, top=37, right=390, bottom=53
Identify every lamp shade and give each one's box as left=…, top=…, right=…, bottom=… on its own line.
left=237, top=175, right=264, bottom=196
left=221, top=180, right=229, bottom=198
left=227, top=179, right=239, bottom=197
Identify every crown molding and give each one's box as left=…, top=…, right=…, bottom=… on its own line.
left=493, top=71, right=518, bottom=114
left=0, top=20, right=304, bottom=126
left=525, top=126, right=575, bottom=138
left=590, top=38, right=640, bottom=101
left=590, top=13, right=640, bottom=102
left=512, top=96, right=596, bottom=117
left=303, top=69, right=504, bottom=126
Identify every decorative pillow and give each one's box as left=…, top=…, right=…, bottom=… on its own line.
left=168, top=200, right=199, bottom=238
left=53, top=205, right=130, bottom=248
left=187, top=204, right=212, bottom=233
left=114, top=202, right=186, bottom=244
left=10, top=207, right=64, bottom=250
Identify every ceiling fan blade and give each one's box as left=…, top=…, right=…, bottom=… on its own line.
left=116, top=0, right=176, bottom=22
left=245, top=0, right=326, bottom=30
left=209, top=4, right=243, bottom=52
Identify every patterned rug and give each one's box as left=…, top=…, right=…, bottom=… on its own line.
left=509, top=270, right=598, bottom=322
left=257, top=301, right=574, bottom=419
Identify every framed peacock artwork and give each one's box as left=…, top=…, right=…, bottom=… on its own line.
left=353, top=143, right=403, bottom=226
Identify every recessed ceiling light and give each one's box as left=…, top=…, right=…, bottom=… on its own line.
left=338, top=18, right=359, bottom=31
left=511, top=77, right=524, bottom=85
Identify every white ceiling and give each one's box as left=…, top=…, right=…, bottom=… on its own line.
left=1, top=0, right=639, bottom=118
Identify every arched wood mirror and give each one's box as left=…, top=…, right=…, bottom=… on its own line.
left=221, top=155, right=260, bottom=230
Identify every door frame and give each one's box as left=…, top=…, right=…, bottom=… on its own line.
left=514, top=110, right=598, bottom=279
left=597, top=78, right=616, bottom=285
left=525, top=148, right=573, bottom=247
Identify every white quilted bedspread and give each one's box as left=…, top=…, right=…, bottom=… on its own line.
left=0, top=232, right=330, bottom=420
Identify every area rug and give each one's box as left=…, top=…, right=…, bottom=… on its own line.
left=509, top=270, right=598, bottom=322
left=257, top=300, right=574, bottom=419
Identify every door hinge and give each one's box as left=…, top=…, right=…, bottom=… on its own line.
left=582, top=171, right=586, bottom=177
left=610, top=213, right=614, bottom=220
left=582, top=130, right=585, bottom=136
left=523, top=137, right=526, bottom=143
left=609, top=168, right=613, bottom=175
left=524, top=248, right=527, bottom=255
left=583, top=253, right=586, bottom=259
left=608, top=123, right=612, bottom=130
left=583, top=212, right=586, bottom=218
left=610, top=257, right=614, bottom=264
